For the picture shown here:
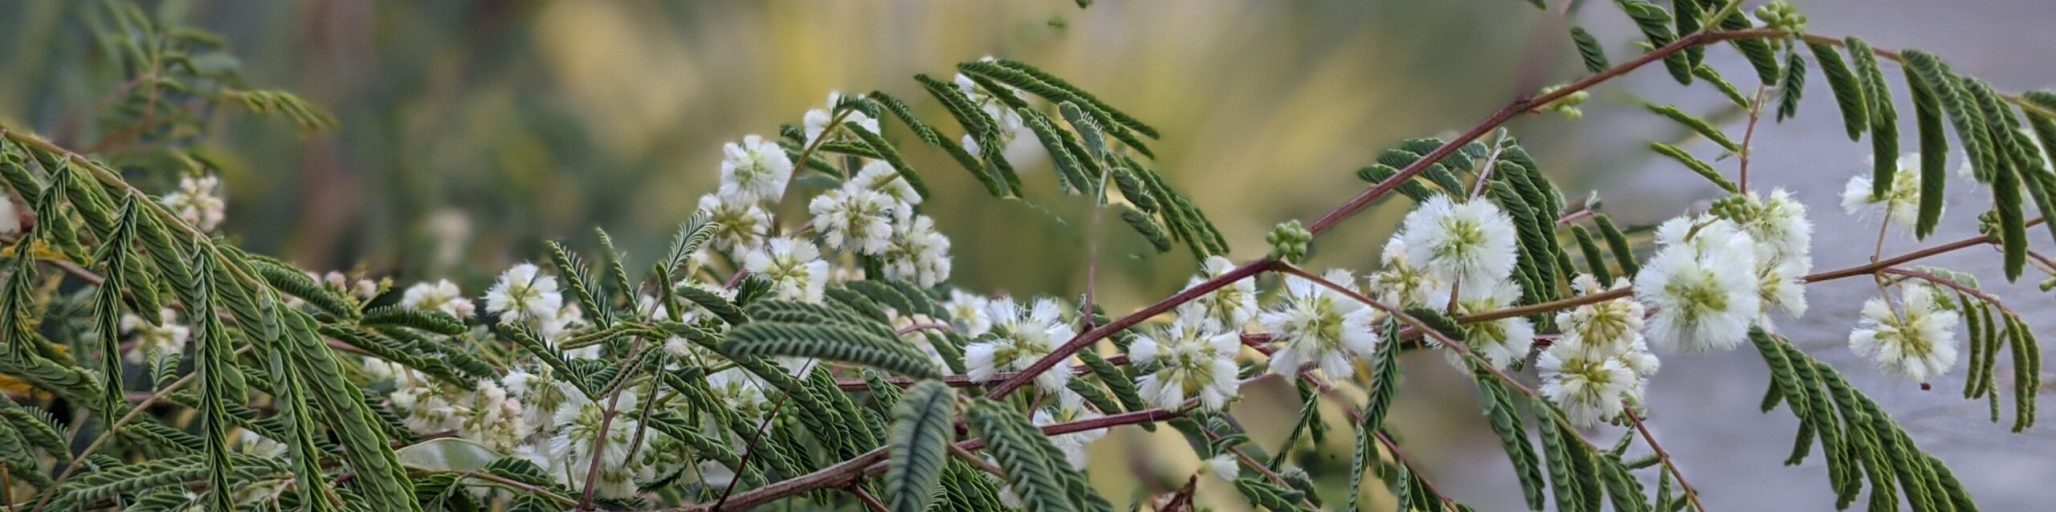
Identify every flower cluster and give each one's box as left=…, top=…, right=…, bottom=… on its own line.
left=161, top=173, right=227, bottom=232
left=341, top=90, right=984, bottom=497
left=1848, top=283, right=1961, bottom=383
left=1540, top=276, right=1658, bottom=426
left=1391, top=194, right=1532, bottom=369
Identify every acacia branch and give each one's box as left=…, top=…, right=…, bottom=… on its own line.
left=1456, top=217, right=2043, bottom=324
left=703, top=28, right=1796, bottom=510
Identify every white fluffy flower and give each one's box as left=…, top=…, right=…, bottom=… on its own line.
left=1841, top=154, right=1927, bottom=232
left=161, top=174, right=226, bottom=231
left=1849, top=286, right=1960, bottom=383
left=1755, top=256, right=1810, bottom=326
left=745, top=237, right=830, bottom=303
left=1636, top=218, right=1761, bottom=353
left=1556, top=275, right=1644, bottom=354
left=1717, top=190, right=1815, bottom=323
left=706, top=368, right=772, bottom=419
left=718, top=134, right=795, bottom=204
left=808, top=187, right=900, bottom=255
left=401, top=279, right=476, bottom=319
left=1034, top=392, right=1107, bottom=470
left=880, top=214, right=952, bottom=287
left=484, top=263, right=563, bottom=324
left=1258, top=269, right=1380, bottom=378
left=119, top=308, right=191, bottom=364
left=850, top=160, right=923, bottom=207
left=1537, top=337, right=1639, bottom=427
left=1725, top=189, right=1814, bottom=266
left=944, top=290, right=994, bottom=337
left=1450, top=279, right=1536, bottom=370
left=964, top=298, right=1076, bottom=394
left=1370, top=235, right=1450, bottom=308
left=1399, top=194, right=1520, bottom=292
left=1186, top=256, right=1258, bottom=328
left=535, top=392, right=644, bottom=498
left=1129, top=316, right=1242, bottom=411
left=698, top=194, right=773, bottom=253
left=1205, top=454, right=1241, bottom=481
left=802, top=91, right=882, bottom=145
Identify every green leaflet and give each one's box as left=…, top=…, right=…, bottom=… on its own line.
left=886, top=381, right=956, bottom=512
left=1807, top=42, right=1869, bottom=141
left=1356, top=163, right=1435, bottom=201
left=1570, top=26, right=1610, bottom=73
left=1649, top=142, right=1739, bottom=193
left=967, top=399, right=1093, bottom=512
left=983, top=59, right=1161, bottom=138
left=1777, top=49, right=1807, bottom=122
left=1694, top=64, right=1754, bottom=108
left=1751, top=329, right=1981, bottom=510
left=870, top=90, right=1005, bottom=196
left=1234, top=477, right=1312, bottom=512
left=359, top=305, right=467, bottom=335
left=250, top=257, right=358, bottom=320
left=1902, top=54, right=1952, bottom=239
left=1644, top=104, right=1741, bottom=153
left=1846, top=38, right=1902, bottom=202
left=188, top=251, right=241, bottom=512
left=1473, top=368, right=1546, bottom=510
left=282, top=310, right=421, bottom=511
left=725, top=322, right=941, bottom=378
left=1538, top=411, right=1587, bottom=512
left=1614, top=0, right=1692, bottom=84
left=1570, top=225, right=1613, bottom=283
left=1347, top=323, right=1403, bottom=511
left=1718, top=10, right=1784, bottom=83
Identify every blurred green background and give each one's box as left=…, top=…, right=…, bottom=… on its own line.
left=4, top=0, right=2052, bottom=509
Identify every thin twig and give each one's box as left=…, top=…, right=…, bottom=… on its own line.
left=1739, top=85, right=1770, bottom=193
left=845, top=484, right=889, bottom=512
left=1622, top=407, right=1707, bottom=512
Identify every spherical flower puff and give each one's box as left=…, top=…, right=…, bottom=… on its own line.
left=1370, top=235, right=1450, bottom=309
left=484, top=263, right=564, bottom=324
left=1848, top=285, right=1961, bottom=383
left=1635, top=219, right=1761, bottom=353
left=808, top=187, right=900, bottom=255
left=718, top=134, right=795, bottom=205
left=1258, top=269, right=1380, bottom=379
left=850, top=160, right=923, bottom=207
left=161, top=174, right=227, bottom=231
left=1187, top=255, right=1259, bottom=328
left=1726, top=189, right=1815, bottom=267
left=1556, top=275, right=1644, bottom=354
left=1399, top=194, right=1520, bottom=291
left=1033, top=391, right=1107, bottom=470
left=1129, top=314, right=1243, bottom=411
left=944, top=290, right=994, bottom=337
left=1537, top=336, right=1639, bottom=427
left=880, top=214, right=952, bottom=287
left=1841, top=153, right=1927, bottom=232
left=964, top=297, right=1077, bottom=394
left=745, top=237, right=830, bottom=304
left=1451, top=279, right=1536, bottom=370
left=697, top=194, right=773, bottom=254
left=401, top=279, right=476, bottom=319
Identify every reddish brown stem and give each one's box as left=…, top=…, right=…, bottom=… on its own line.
left=1623, top=407, right=1707, bottom=512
